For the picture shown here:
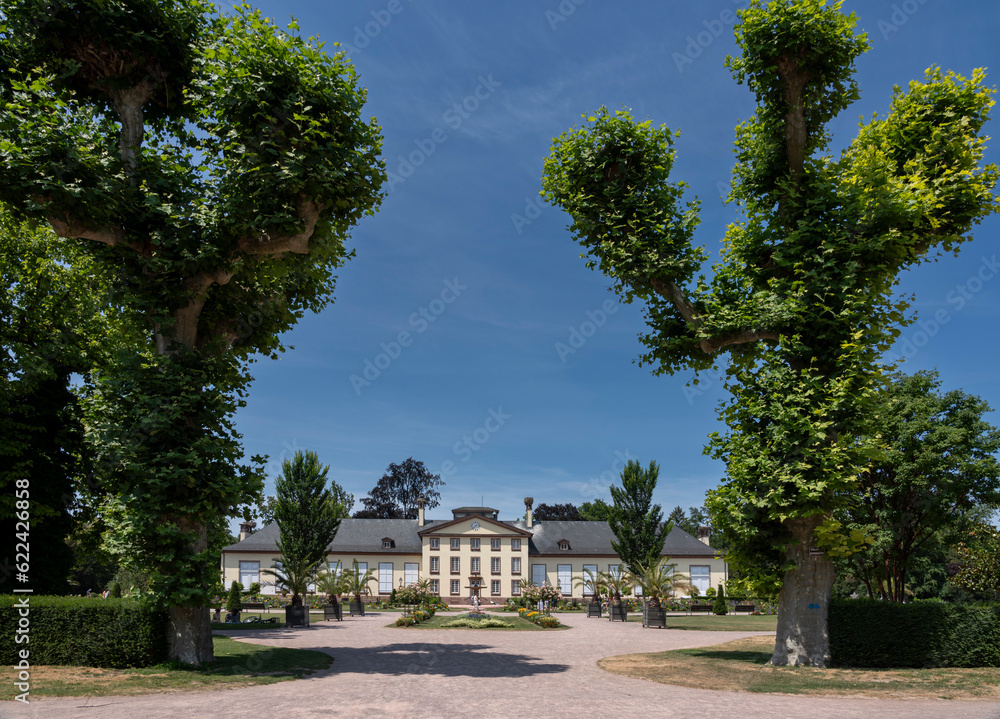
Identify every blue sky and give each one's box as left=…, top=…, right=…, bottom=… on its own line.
left=233, top=0, right=1000, bottom=523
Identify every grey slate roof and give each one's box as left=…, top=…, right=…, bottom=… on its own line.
left=224, top=517, right=717, bottom=557
left=511, top=520, right=717, bottom=557
left=223, top=518, right=447, bottom=554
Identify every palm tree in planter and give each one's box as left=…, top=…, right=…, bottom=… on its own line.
left=574, top=568, right=603, bottom=617
left=314, top=562, right=349, bottom=621
left=342, top=560, right=377, bottom=616
left=262, top=557, right=321, bottom=627
left=631, top=558, right=691, bottom=628
left=600, top=570, right=633, bottom=622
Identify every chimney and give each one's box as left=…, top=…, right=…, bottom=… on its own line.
left=524, top=497, right=534, bottom=529
left=417, top=496, right=427, bottom=527
left=239, top=520, right=257, bottom=542
left=696, top=525, right=711, bottom=546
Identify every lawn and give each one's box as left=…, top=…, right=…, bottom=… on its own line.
left=393, top=612, right=564, bottom=630
left=0, top=634, right=333, bottom=700
left=599, top=635, right=1000, bottom=699
left=625, top=614, right=779, bottom=631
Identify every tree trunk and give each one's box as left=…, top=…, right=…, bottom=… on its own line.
left=166, top=519, right=214, bottom=664
left=770, top=516, right=834, bottom=667
left=168, top=606, right=215, bottom=665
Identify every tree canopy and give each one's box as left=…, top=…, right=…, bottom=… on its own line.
left=272, top=450, right=343, bottom=579
left=607, top=460, right=672, bottom=575
left=541, top=0, right=998, bottom=666
left=0, top=0, right=385, bottom=663
left=533, top=503, right=583, bottom=521
left=353, top=457, right=443, bottom=519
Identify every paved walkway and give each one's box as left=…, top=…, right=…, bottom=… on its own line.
left=8, top=611, right=1000, bottom=718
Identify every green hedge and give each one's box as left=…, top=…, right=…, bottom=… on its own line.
left=829, top=598, right=1000, bottom=668
left=0, top=596, right=168, bottom=668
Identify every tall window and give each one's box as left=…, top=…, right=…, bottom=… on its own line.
left=511, top=580, right=521, bottom=595
left=582, top=564, right=598, bottom=595
left=471, top=557, right=480, bottom=574
left=511, top=539, right=521, bottom=551
left=491, top=557, right=501, bottom=574
left=450, top=538, right=461, bottom=550
left=690, top=565, right=711, bottom=595
left=430, top=538, right=440, bottom=550
left=470, top=538, right=480, bottom=551
left=491, top=580, right=501, bottom=595
left=557, top=565, right=572, bottom=595
left=511, top=557, right=521, bottom=574
left=328, top=561, right=341, bottom=577
left=239, top=561, right=259, bottom=588
left=608, top=563, right=621, bottom=578
left=404, top=563, right=418, bottom=586
left=429, top=579, right=439, bottom=594
left=531, top=564, right=547, bottom=587
left=378, top=563, right=393, bottom=594
left=491, top=538, right=501, bottom=550
left=450, top=557, right=460, bottom=574
left=430, top=556, right=440, bottom=573
left=450, top=579, right=460, bottom=595
left=355, top=561, right=368, bottom=577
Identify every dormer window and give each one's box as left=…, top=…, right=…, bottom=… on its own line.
left=381, top=537, right=395, bottom=549
left=558, top=540, right=570, bottom=550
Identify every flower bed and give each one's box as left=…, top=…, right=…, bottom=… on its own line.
left=441, top=612, right=513, bottom=629
left=395, top=607, right=434, bottom=627
left=518, top=608, right=562, bottom=628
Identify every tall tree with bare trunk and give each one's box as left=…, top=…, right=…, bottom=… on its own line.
left=0, top=0, right=384, bottom=663
left=541, top=0, right=997, bottom=666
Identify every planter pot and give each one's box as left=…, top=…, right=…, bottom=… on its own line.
left=643, top=602, right=666, bottom=628
left=323, top=603, right=343, bottom=621
left=285, top=604, right=309, bottom=628
left=349, top=600, right=366, bottom=617
left=608, top=603, right=628, bottom=622
left=586, top=601, right=602, bottom=618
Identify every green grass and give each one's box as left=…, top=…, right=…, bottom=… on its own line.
left=393, top=613, right=564, bottom=631
left=0, top=634, right=333, bottom=699
left=600, top=635, right=1000, bottom=699
left=625, top=614, right=779, bottom=631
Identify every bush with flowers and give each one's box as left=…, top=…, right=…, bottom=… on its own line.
left=517, top=607, right=563, bottom=628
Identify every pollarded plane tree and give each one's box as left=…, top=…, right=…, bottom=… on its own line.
left=0, top=0, right=384, bottom=663
left=541, top=0, right=997, bottom=666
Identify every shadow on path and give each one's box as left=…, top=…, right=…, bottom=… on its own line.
left=329, top=642, right=570, bottom=678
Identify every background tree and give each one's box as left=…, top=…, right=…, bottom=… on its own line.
left=0, top=209, right=125, bottom=594
left=1, top=1, right=384, bottom=663
left=667, top=505, right=709, bottom=536
left=953, top=523, right=1000, bottom=600
left=579, top=498, right=615, bottom=521
left=533, top=503, right=583, bottom=521
left=607, top=460, right=672, bottom=574
left=837, top=371, right=1000, bottom=601
left=272, top=450, right=343, bottom=601
left=353, top=457, right=443, bottom=519
left=542, top=0, right=997, bottom=665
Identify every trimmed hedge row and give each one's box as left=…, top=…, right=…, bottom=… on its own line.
left=829, top=598, right=1000, bottom=668
left=1, top=596, right=168, bottom=668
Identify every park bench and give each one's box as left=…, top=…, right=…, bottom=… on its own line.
left=733, top=604, right=756, bottom=614
left=689, top=604, right=714, bottom=613
left=241, top=601, right=268, bottom=619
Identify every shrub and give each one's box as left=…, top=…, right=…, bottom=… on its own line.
left=713, top=584, right=727, bottom=615
left=226, top=581, right=243, bottom=615
left=247, top=582, right=261, bottom=597
left=395, top=615, right=416, bottom=627
left=829, top=599, right=1000, bottom=668
left=0, top=596, right=168, bottom=668
left=536, top=616, right=562, bottom=628
left=108, top=581, right=121, bottom=599
left=705, top=587, right=717, bottom=597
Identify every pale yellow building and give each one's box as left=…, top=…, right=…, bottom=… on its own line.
left=221, top=500, right=727, bottom=603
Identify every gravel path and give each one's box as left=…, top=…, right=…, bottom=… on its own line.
left=7, top=611, right=1000, bottom=719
